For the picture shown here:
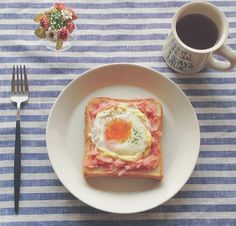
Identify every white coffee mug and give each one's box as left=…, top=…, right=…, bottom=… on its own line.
left=163, top=0, right=236, bottom=74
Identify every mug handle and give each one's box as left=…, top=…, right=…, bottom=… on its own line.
left=207, top=44, right=236, bottom=70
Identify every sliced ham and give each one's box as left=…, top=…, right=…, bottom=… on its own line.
left=87, top=99, right=161, bottom=171
left=96, top=154, right=114, bottom=164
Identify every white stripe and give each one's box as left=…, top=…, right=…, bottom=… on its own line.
left=0, top=170, right=234, bottom=181
left=0, top=186, right=67, bottom=195
left=178, top=83, right=236, bottom=89
left=0, top=131, right=236, bottom=140
left=2, top=106, right=236, bottom=116
left=0, top=16, right=235, bottom=24
left=2, top=29, right=171, bottom=36
left=3, top=83, right=236, bottom=92
left=0, top=39, right=236, bottom=47
left=0, top=147, right=47, bottom=154
left=199, top=120, right=236, bottom=126
left=1, top=183, right=235, bottom=195
left=0, top=173, right=56, bottom=181
left=0, top=97, right=57, bottom=103
left=1, top=6, right=236, bottom=13
left=200, top=132, right=236, bottom=138
left=197, top=158, right=236, bottom=164
left=0, top=200, right=84, bottom=208
left=1, top=212, right=236, bottom=222
left=182, top=184, right=236, bottom=191
left=0, top=85, right=65, bottom=92
left=0, top=160, right=51, bottom=167
left=192, top=171, right=236, bottom=177
left=0, top=157, right=235, bottom=168
left=195, top=108, right=236, bottom=114
left=189, top=96, right=236, bottom=101
left=0, top=198, right=235, bottom=209
left=0, top=0, right=188, bottom=3
left=200, top=144, right=236, bottom=151
left=0, top=52, right=168, bottom=60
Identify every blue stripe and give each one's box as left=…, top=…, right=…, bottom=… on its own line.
left=201, top=138, right=236, bottom=145
left=0, top=163, right=235, bottom=175
left=0, top=79, right=71, bottom=86
left=0, top=23, right=171, bottom=30
left=0, top=91, right=60, bottom=98
left=0, top=128, right=46, bottom=135
left=1, top=204, right=236, bottom=215
left=2, top=11, right=236, bottom=19
left=0, top=103, right=53, bottom=110
left=0, top=153, right=49, bottom=161
left=0, top=43, right=235, bottom=56
left=1, top=175, right=235, bottom=188
left=0, top=166, right=53, bottom=174
left=2, top=219, right=236, bottom=226
left=4, top=219, right=236, bottom=226
left=0, top=67, right=171, bottom=75
left=0, top=44, right=163, bottom=52
left=1, top=138, right=236, bottom=149
left=2, top=113, right=236, bottom=122
left=1, top=33, right=236, bottom=42
left=0, top=179, right=61, bottom=188
left=0, top=1, right=236, bottom=9
left=195, top=164, right=236, bottom=171
left=0, top=140, right=46, bottom=148
left=192, top=101, right=236, bottom=108
left=0, top=55, right=165, bottom=63
left=0, top=190, right=235, bottom=201
left=1, top=22, right=236, bottom=31
left=0, top=2, right=185, bottom=9
left=0, top=68, right=87, bottom=75
left=0, top=13, right=174, bottom=20
left=0, top=34, right=167, bottom=41
left=1, top=101, right=236, bottom=111
left=5, top=220, right=236, bottom=226
left=184, top=89, right=236, bottom=96
left=0, top=115, right=48, bottom=122
left=0, top=206, right=100, bottom=215
left=199, top=151, right=236, bottom=158
left=1, top=114, right=236, bottom=124
left=198, top=113, right=236, bottom=120
left=187, top=177, right=236, bottom=184
left=175, top=191, right=236, bottom=198
left=0, top=192, right=75, bottom=202
left=173, top=77, right=236, bottom=84
left=200, top=125, right=236, bottom=132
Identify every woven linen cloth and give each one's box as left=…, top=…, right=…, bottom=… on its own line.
left=0, top=0, right=236, bottom=225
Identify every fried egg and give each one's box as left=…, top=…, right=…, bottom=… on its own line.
left=89, top=104, right=152, bottom=161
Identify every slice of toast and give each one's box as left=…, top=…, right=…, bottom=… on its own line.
left=84, top=97, right=163, bottom=180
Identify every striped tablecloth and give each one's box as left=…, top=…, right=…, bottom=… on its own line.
left=1, top=0, right=236, bottom=225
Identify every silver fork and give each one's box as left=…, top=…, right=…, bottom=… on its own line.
left=10, top=65, right=29, bottom=214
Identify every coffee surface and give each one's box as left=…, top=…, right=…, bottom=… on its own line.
left=176, top=14, right=218, bottom=50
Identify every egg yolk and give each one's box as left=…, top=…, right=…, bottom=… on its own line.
left=105, top=119, right=132, bottom=143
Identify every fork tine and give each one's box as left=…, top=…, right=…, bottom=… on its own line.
left=20, top=65, right=23, bottom=92
left=11, top=65, right=15, bottom=93
left=23, top=65, right=28, bottom=93
left=16, top=65, right=19, bottom=93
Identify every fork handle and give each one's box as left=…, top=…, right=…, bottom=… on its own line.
left=14, top=119, right=21, bottom=214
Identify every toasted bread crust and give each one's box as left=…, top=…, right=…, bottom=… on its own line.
left=84, top=97, right=163, bottom=180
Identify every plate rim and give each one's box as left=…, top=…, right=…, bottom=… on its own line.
left=46, top=63, right=200, bottom=214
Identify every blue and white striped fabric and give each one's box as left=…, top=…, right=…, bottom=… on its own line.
left=0, top=0, right=236, bottom=225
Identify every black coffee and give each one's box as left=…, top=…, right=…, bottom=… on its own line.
left=176, top=14, right=218, bottom=49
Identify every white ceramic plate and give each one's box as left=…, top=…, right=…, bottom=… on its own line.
left=46, top=64, right=200, bottom=214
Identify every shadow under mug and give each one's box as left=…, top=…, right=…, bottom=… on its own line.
left=163, top=0, right=236, bottom=74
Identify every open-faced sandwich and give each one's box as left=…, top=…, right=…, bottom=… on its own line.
left=84, top=97, right=163, bottom=180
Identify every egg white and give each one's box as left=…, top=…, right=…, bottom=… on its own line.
left=89, top=104, right=152, bottom=161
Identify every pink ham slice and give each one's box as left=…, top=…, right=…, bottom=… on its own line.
left=87, top=100, right=161, bottom=172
